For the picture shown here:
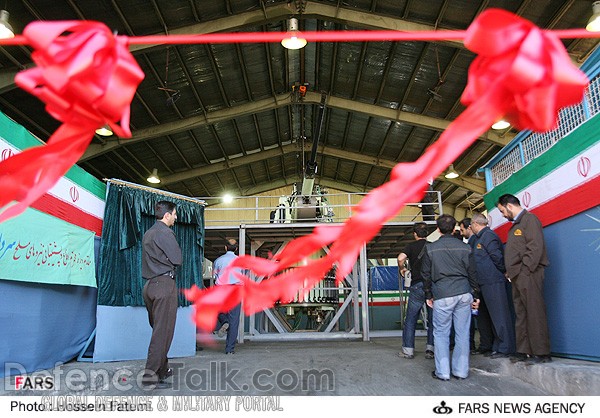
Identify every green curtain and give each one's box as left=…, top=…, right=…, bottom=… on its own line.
left=97, top=182, right=205, bottom=307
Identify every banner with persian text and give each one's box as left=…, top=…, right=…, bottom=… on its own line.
left=0, top=207, right=96, bottom=287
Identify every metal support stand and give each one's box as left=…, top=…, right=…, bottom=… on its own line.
left=237, top=224, right=246, bottom=345
left=360, top=243, right=370, bottom=341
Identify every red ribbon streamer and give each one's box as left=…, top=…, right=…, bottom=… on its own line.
left=185, top=9, right=589, bottom=332
left=0, top=21, right=144, bottom=223
left=0, top=10, right=591, bottom=332
left=2, top=28, right=599, bottom=47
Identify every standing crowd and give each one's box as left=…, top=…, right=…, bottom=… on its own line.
left=398, top=193, right=552, bottom=381
left=137, top=192, right=552, bottom=388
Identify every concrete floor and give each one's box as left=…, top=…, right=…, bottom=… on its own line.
left=3, top=337, right=600, bottom=397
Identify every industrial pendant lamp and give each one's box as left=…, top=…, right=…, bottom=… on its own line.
left=95, top=125, right=114, bottom=136
left=491, top=119, right=510, bottom=130
left=0, top=10, right=14, bottom=39
left=444, top=164, right=460, bottom=179
left=587, top=1, right=600, bottom=32
left=147, top=168, right=161, bottom=184
left=281, top=18, right=307, bottom=50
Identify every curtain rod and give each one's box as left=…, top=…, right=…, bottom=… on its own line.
left=105, top=178, right=206, bottom=206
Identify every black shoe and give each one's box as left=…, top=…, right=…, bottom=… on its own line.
left=225, top=351, right=235, bottom=355
left=526, top=355, right=552, bottom=365
left=142, top=381, right=172, bottom=390
left=159, top=368, right=173, bottom=382
left=425, top=350, right=434, bottom=359
left=431, top=371, right=449, bottom=381
left=490, top=352, right=510, bottom=359
left=510, top=353, right=528, bottom=363
left=451, top=374, right=466, bottom=380
left=474, top=348, right=492, bottom=355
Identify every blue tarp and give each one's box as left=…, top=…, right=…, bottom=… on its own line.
left=0, top=280, right=97, bottom=377
left=369, top=266, right=400, bottom=291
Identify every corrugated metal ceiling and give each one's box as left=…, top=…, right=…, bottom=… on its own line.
left=0, top=0, right=597, bottom=213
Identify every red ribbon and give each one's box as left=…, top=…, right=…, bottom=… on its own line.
left=462, top=9, right=588, bottom=132
left=0, top=21, right=144, bottom=222
left=185, top=9, right=588, bottom=332
left=0, top=11, right=590, bottom=332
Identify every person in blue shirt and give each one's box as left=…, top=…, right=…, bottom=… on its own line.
left=213, top=239, right=242, bottom=354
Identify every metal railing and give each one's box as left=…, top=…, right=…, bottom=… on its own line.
left=202, top=190, right=442, bottom=226
left=484, top=48, right=600, bottom=190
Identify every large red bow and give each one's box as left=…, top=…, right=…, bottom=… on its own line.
left=462, top=9, right=588, bottom=132
left=186, top=9, right=588, bottom=332
left=0, top=21, right=144, bottom=222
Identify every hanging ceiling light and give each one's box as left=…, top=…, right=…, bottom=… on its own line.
left=491, top=119, right=510, bottom=130
left=147, top=168, right=161, bottom=184
left=0, top=10, right=14, bottom=39
left=281, top=18, right=307, bottom=50
left=587, top=1, right=600, bottom=32
left=444, top=164, right=460, bottom=179
left=95, top=125, right=114, bottom=136
left=222, top=193, right=233, bottom=204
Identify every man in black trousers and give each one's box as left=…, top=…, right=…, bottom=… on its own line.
left=470, top=213, right=515, bottom=358
left=141, top=200, right=182, bottom=389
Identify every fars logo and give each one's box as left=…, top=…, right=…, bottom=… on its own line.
left=14, top=375, right=54, bottom=391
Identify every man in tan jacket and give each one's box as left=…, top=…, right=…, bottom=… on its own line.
left=496, top=194, right=551, bottom=364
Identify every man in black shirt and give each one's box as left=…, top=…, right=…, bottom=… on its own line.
left=397, top=222, right=434, bottom=359
left=141, top=200, right=182, bottom=389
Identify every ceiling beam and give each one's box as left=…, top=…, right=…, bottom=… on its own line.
left=441, top=176, right=486, bottom=195
left=79, top=93, right=293, bottom=161
left=314, top=93, right=512, bottom=147
left=241, top=176, right=366, bottom=196
left=159, top=141, right=486, bottom=194
left=81, top=91, right=513, bottom=161
left=161, top=143, right=299, bottom=185
left=0, top=0, right=464, bottom=92
left=321, top=145, right=487, bottom=194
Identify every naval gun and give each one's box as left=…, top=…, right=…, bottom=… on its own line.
left=273, top=93, right=334, bottom=223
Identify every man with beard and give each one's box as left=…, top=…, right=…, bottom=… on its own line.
left=496, top=194, right=551, bottom=364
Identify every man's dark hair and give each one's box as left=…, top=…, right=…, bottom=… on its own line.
left=459, top=218, right=471, bottom=229
left=497, top=194, right=520, bottom=207
left=155, top=200, right=176, bottom=220
left=436, top=214, right=457, bottom=235
left=413, top=222, right=429, bottom=238
left=225, top=239, right=238, bottom=252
